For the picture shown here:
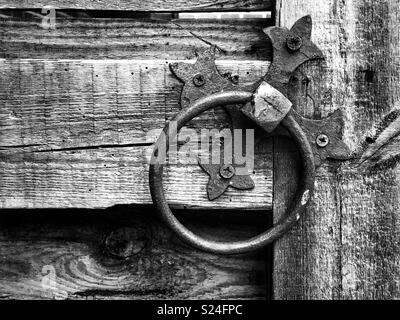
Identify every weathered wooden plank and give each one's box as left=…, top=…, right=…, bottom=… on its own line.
left=273, top=0, right=400, bottom=299
left=0, top=59, right=269, bottom=147
left=0, top=144, right=273, bottom=209
left=0, top=0, right=273, bottom=11
left=273, top=136, right=342, bottom=299
left=338, top=169, right=400, bottom=299
left=273, top=60, right=343, bottom=299
left=0, top=17, right=272, bottom=60
left=0, top=210, right=268, bottom=299
left=0, top=59, right=273, bottom=209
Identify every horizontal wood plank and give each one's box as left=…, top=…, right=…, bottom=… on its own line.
left=0, top=17, right=272, bottom=60
left=0, top=210, right=268, bottom=299
left=0, top=0, right=273, bottom=11
left=0, top=59, right=270, bottom=147
left=0, top=59, right=273, bottom=209
left=0, top=144, right=273, bottom=209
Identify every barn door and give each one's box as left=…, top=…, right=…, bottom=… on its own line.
left=0, top=0, right=399, bottom=300
left=0, top=1, right=274, bottom=299
left=273, top=0, right=400, bottom=299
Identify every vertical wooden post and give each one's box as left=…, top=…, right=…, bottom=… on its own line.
left=274, top=0, right=400, bottom=299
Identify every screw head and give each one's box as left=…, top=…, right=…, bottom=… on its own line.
left=219, top=164, right=235, bottom=179
left=286, top=34, right=303, bottom=51
left=193, top=73, right=205, bottom=87
left=316, top=134, right=329, bottom=148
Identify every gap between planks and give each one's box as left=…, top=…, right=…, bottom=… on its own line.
left=0, top=59, right=273, bottom=210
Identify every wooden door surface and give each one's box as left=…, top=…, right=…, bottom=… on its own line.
left=0, top=0, right=399, bottom=300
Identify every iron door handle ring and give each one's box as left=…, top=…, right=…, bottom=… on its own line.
left=149, top=91, right=315, bottom=254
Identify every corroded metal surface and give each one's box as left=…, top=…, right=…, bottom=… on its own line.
left=241, top=81, right=293, bottom=133
left=149, top=15, right=352, bottom=254
left=149, top=91, right=315, bottom=254
left=199, top=161, right=255, bottom=201
left=261, top=14, right=351, bottom=165
left=170, top=46, right=259, bottom=200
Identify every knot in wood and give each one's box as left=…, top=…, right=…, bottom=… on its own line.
left=104, top=226, right=150, bottom=259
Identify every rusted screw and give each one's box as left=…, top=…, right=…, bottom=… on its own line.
left=286, top=34, right=303, bottom=51
left=219, top=164, right=235, bottom=179
left=193, top=73, right=205, bottom=87
left=316, top=134, right=329, bottom=147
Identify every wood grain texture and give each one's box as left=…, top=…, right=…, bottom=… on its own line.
left=0, top=209, right=268, bottom=299
left=273, top=0, right=400, bottom=299
left=0, top=0, right=273, bottom=11
left=0, top=59, right=273, bottom=209
left=0, top=60, right=269, bottom=147
left=273, top=135, right=342, bottom=299
left=0, top=17, right=272, bottom=60
left=360, top=111, right=400, bottom=170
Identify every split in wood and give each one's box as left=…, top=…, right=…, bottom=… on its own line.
left=359, top=110, right=400, bottom=171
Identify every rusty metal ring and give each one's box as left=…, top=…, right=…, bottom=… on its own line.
left=149, top=91, right=315, bottom=254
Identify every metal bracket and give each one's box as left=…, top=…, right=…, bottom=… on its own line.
left=171, top=15, right=351, bottom=200
left=170, top=47, right=259, bottom=200
left=149, top=15, right=352, bottom=254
